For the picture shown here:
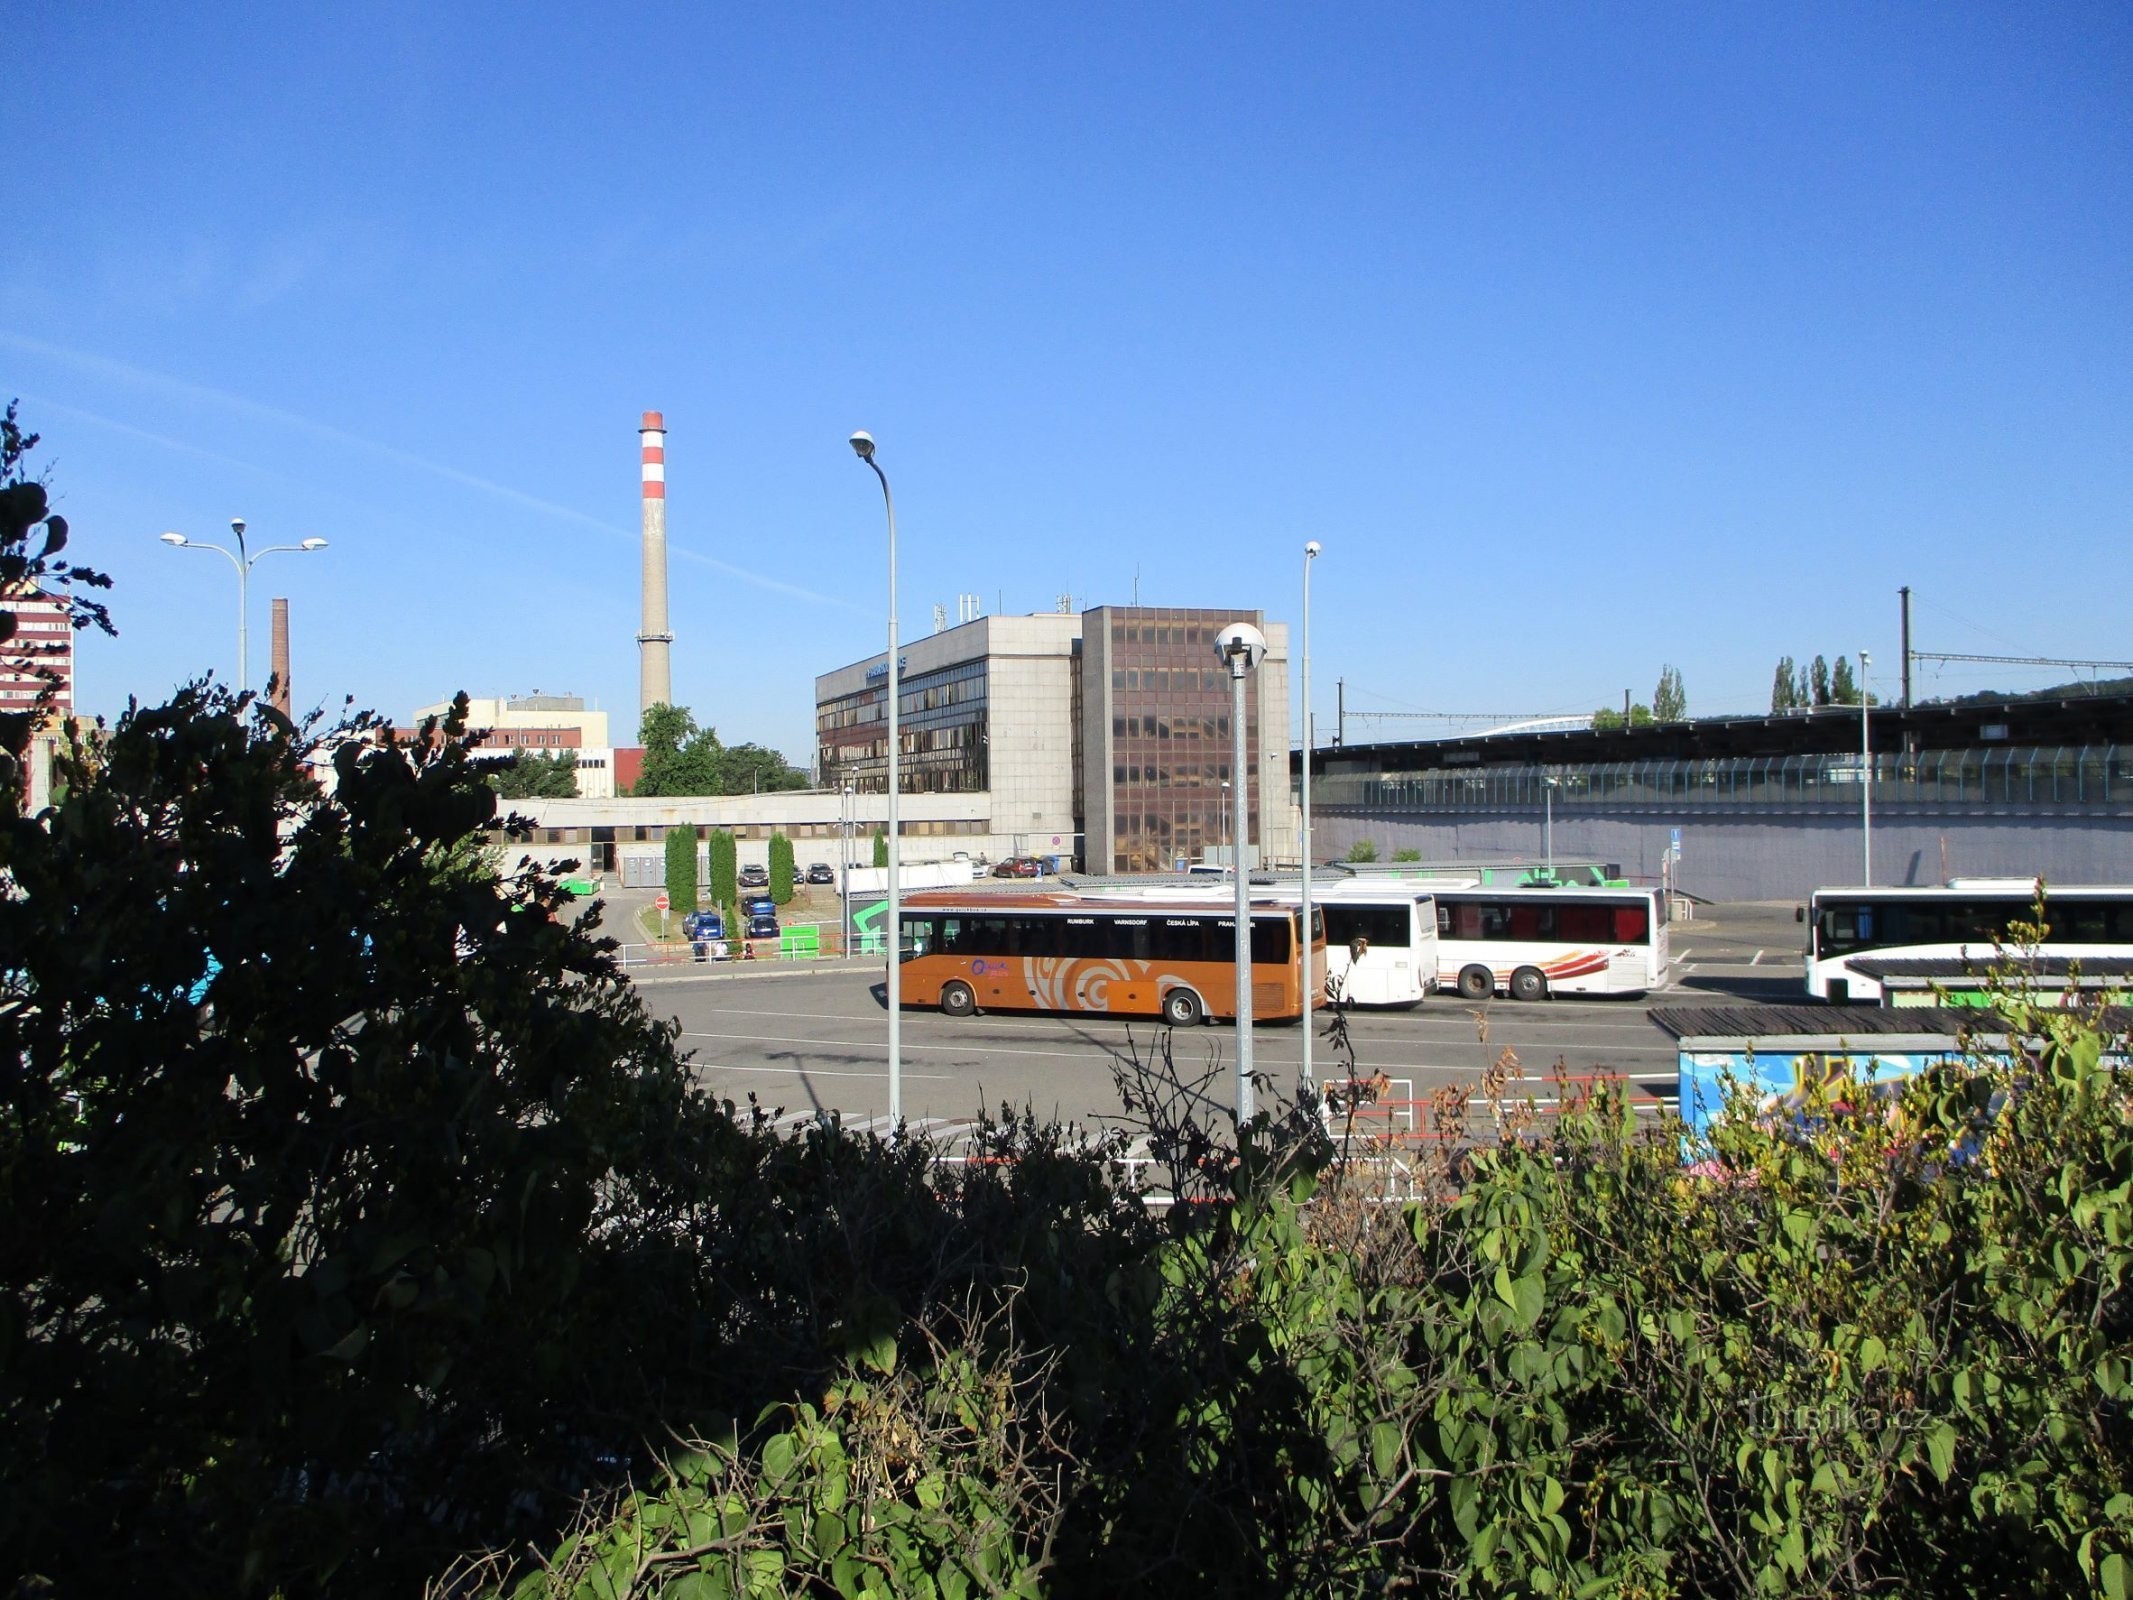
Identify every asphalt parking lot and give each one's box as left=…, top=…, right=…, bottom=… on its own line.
left=626, top=900, right=1811, bottom=1144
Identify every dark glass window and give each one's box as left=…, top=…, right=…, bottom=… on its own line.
left=1324, top=904, right=1411, bottom=949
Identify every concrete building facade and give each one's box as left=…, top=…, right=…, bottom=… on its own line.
left=816, top=605, right=1291, bottom=872
left=408, top=693, right=620, bottom=799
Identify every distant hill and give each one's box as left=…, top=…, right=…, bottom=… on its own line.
left=1924, top=676, right=2133, bottom=708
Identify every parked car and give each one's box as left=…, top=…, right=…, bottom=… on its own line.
left=747, top=912, right=780, bottom=941
left=993, top=856, right=1043, bottom=878
left=745, top=895, right=777, bottom=916
left=807, top=862, right=835, bottom=885
left=738, top=863, right=770, bottom=888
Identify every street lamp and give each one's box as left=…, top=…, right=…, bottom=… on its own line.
left=849, top=432, right=902, bottom=1135
left=840, top=782, right=854, bottom=959
left=160, top=518, right=328, bottom=695
left=1300, top=539, right=1322, bottom=1094
left=1542, top=773, right=1561, bottom=879
left=1859, top=649, right=1872, bottom=887
left=1215, top=621, right=1269, bottom=1125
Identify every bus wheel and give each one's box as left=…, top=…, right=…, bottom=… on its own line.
left=1457, top=965, right=1493, bottom=1001
left=1510, top=967, right=1548, bottom=1003
left=1163, top=988, right=1204, bottom=1027
left=940, top=981, right=977, bottom=1018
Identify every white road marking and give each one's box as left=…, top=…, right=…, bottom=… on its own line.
left=692, top=1061, right=955, bottom=1081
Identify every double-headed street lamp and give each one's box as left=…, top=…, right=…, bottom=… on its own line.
left=1215, top=621, right=1269, bottom=1125
left=848, top=432, right=902, bottom=1136
left=159, top=518, right=327, bottom=695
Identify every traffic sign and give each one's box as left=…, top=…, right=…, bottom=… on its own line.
left=655, top=893, right=671, bottom=911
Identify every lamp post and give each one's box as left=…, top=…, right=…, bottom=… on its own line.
left=1215, top=622, right=1269, bottom=1125
left=1859, top=649, right=1872, bottom=887
left=1300, top=539, right=1322, bottom=1094
left=840, top=781, right=854, bottom=957
left=848, top=432, right=901, bottom=1135
left=1542, top=774, right=1560, bottom=878
left=159, top=519, right=328, bottom=695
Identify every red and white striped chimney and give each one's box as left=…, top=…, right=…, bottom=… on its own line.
left=637, top=411, right=673, bottom=712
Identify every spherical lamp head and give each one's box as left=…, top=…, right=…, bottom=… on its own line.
left=848, top=431, right=876, bottom=461
left=230, top=517, right=246, bottom=537
left=1212, top=621, right=1269, bottom=672
left=1305, top=540, right=1322, bottom=558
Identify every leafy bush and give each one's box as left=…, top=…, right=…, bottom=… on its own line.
left=498, top=995, right=2133, bottom=1598
left=768, top=831, right=794, bottom=906
left=708, top=827, right=737, bottom=908
left=872, top=828, right=887, bottom=869
left=1346, top=838, right=1378, bottom=863
left=665, top=823, right=702, bottom=919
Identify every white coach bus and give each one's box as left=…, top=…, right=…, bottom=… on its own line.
left=1265, top=880, right=1442, bottom=1006
left=1804, top=881, right=2133, bottom=1003
left=1432, top=885, right=1670, bottom=1002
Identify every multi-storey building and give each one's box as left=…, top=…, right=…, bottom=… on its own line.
left=816, top=605, right=1291, bottom=873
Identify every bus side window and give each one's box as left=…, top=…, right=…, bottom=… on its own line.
left=1612, top=904, right=1649, bottom=943
left=906, top=917, right=935, bottom=957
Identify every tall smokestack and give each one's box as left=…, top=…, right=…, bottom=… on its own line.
left=638, top=410, right=673, bottom=714
left=270, top=598, right=291, bottom=717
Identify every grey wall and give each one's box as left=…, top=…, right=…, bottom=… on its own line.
left=1316, top=808, right=2133, bottom=901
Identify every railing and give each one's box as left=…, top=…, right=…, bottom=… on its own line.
left=616, top=922, right=872, bottom=970
left=1314, top=744, right=2131, bottom=814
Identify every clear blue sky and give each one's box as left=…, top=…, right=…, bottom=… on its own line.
left=8, top=2, right=2129, bottom=757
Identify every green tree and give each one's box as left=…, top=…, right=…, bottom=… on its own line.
left=634, top=703, right=809, bottom=797
left=1811, top=653, right=1832, bottom=707
left=0, top=680, right=711, bottom=1594
left=634, top=702, right=721, bottom=795
left=486, top=748, right=579, bottom=798
left=707, top=827, right=737, bottom=909
left=768, top=831, right=795, bottom=905
left=873, top=828, right=888, bottom=868
left=1652, top=664, right=1686, bottom=722
left=1771, top=656, right=1799, bottom=712
left=1345, top=839, right=1379, bottom=863
left=1831, top=653, right=1859, bottom=705
left=665, top=825, right=700, bottom=919
left=1593, top=704, right=1654, bottom=731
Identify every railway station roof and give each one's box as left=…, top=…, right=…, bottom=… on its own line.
left=1301, top=692, right=2133, bottom=778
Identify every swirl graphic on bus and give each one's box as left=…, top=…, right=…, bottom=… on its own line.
left=1028, top=957, right=1143, bottom=1012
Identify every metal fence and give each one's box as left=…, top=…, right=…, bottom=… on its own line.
left=1316, top=744, right=2133, bottom=814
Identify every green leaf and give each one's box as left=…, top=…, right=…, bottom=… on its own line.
left=1924, top=1421, right=1957, bottom=1484
left=1371, top=1422, right=1402, bottom=1479
left=1509, top=1272, right=1545, bottom=1331
left=2104, top=1552, right=2127, bottom=1600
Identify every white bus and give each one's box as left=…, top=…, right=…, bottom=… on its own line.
left=1432, top=886, right=1670, bottom=1001
left=1804, top=881, right=2133, bottom=1003
left=1265, top=881, right=1441, bottom=1006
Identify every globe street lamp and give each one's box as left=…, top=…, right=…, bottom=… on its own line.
left=1300, top=539, right=1322, bottom=1094
left=160, top=520, right=328, bottom=696
left=1215, top=621, right=1269, bottom=1125
left=849, top=432, right=902, bottom=1135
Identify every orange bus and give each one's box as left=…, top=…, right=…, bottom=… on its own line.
left=896, top=890, right=1324, bottom=1025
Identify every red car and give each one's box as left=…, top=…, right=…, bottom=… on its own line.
left=992, top=856, right=1044, bottom=878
